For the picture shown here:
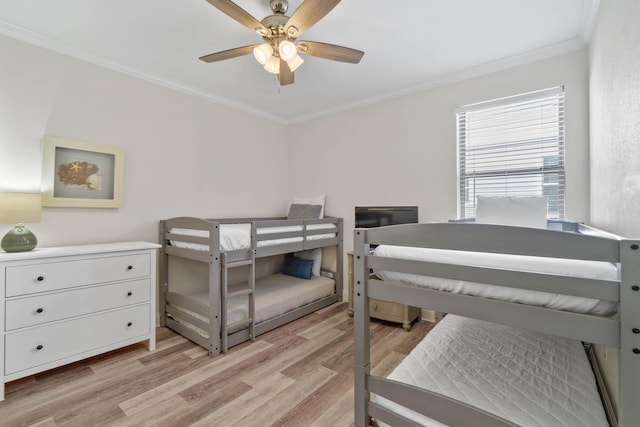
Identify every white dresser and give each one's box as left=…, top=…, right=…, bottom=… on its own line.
left=0, top=242, right=159, bottom=401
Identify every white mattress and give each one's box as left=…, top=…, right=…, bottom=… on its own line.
left=190, top=273, right=335, bottom=325
left=376, top=314, right=609, bottom=427
left=170, top=223, right=337, bottom=252
left=373, top=245, right=618, bottom=316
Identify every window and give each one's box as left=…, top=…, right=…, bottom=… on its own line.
left=456, top=87, right=565, bottom=220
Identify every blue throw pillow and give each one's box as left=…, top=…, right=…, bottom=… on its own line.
left=282, top=257, right=314, bottom=280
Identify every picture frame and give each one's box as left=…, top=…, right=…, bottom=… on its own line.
left=42, top=135, right=124, bottom=208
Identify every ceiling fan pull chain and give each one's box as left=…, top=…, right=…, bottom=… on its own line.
left=274, top=75, right=281, bottom=94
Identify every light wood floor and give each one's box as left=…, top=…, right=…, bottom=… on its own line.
left=0, top=302, right=433, bottom=427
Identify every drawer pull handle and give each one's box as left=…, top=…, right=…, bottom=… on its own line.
left=127, top=265, right=133, bottom=270
left=36, top=345, right=44, bottom=351
left=37, top=276, right=44, bottom=282
left=127, top=291, right=133, bottom=297
left=36, top=308, right=44, bottom=314
left=127, top=322, right=133, bottom=327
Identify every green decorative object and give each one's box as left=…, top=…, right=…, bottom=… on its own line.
left=1, top=223, right=38, bottom=252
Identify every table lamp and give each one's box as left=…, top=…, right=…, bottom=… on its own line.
left=0, top=192, right=42, bottom=252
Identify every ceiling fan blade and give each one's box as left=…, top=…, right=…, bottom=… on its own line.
left=278, top=59, right=294, bottom=86
left=199, top=45, right=258, bottom=63
left=205, top=0, right=269, bottom=35
left=285, top=0, right=341, bottom=38
left=297, top=41, right=364, bottom=64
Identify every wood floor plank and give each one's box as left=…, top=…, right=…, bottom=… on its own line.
left=240, top=327, right=345, bottom=385
left=1, top=302, right=432, bottom=427
left=272, top=367, right=355, bottom=426
left=118, top=340, right=272, bottom=416
left=26, top=418, right=57, bottom=427
left=154, top=379, right=253, bottom=426
left=297, top=311, right=352, bottom=340
left=309, top=387, right=356, bottom=427
left=235, top=365, right=336, bottom=426
left=189, top=372, right=294, bottom=427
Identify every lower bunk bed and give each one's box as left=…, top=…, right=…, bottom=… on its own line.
left=353, top=222, right=640, bottom=427
left=160, top=215, right=343, bottom=357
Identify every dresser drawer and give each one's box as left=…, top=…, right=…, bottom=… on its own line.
left=370, top=298, right=404, bottom=322
left=5, top=253, right=151, bottom=297
left=5, top=279, right=150, bottom=331
left=5, top=304, right=150, bottom=375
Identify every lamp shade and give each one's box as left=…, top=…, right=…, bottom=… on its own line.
left=0, top=192, right=42, bottom=224
left=264, top=56, right=281, bottom=74
left=278, top=40, right=297, bottom=61
left=253, top=43, right=273, bottom=65
left=286, top=54, right=304, bottom=72
left=0, top=192, right=42, bottom=252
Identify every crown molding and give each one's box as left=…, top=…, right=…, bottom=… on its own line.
left=0, top=17, right=589, bottom=126
left=0, top=20, right=289, bottom=125
left=288, top=38, right=587, bottom=125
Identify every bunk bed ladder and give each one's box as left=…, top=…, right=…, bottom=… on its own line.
left=220, top=252, right=256, bottom=353
left=247, top=251, right=256, bottom=343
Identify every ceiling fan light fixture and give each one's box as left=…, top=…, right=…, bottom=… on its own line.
left=264, top=56, right=280, bottom=74
left=200, top=0, right=364, bottom=86
left=278, top=40, right=297, bottom=61
left=253, top=43, right=273, bottom=65
left=286, top=54, right=304, bottom=72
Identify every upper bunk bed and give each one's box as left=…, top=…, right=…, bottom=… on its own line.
left=159, top=214, right=343, bottom=357
left=353, top=221, right=639, bottom=427
left=161, top=215, right=341, bottom=263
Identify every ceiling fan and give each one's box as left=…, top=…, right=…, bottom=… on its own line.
left=199, top=0, right=364, bottom=85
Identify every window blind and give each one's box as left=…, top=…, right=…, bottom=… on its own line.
left=456, top=87, right=565, bottom=220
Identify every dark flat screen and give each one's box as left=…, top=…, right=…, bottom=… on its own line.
left=355, top=206, right=418, bottom=228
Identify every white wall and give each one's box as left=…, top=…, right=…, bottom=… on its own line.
left=0, top=34, right=592, bottom=256
left=588, top=0, right=640, bottom=416
left=0, top=35, right=289, bottom=247
left=589, top=0, right=640, bottom=237
left=288, top=49, right=591, bottom=267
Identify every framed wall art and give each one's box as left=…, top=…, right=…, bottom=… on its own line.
left=42, top=135, right=124, bottom=208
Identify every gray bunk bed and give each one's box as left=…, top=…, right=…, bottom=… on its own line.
left=159, top=216, right=343, bottom=357
left=354, top=221, right=639, bottom=427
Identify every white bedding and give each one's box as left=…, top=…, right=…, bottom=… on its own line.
left=373, top=245, right=618, bottom=316
left=170, top=223, right=337, bottom=252
left=376, top=314, right=609, bottom=427
left=189, top=273, right=335, bottom=325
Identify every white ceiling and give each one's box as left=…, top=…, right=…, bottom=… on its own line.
left=0, top=0, right=598, bottom=124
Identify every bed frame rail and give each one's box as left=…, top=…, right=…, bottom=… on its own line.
left=367, top=376, right=518, bottom=427
left=368, top=278, right=619, bottom=347
left=364, top=222, right=620, bottom=262
left=368, top=256, right=619, bottom=301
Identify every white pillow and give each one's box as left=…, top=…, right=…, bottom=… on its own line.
left=476, top=196, right=548, bottom=229
left=293, top=195, right=325, bottom=218
left=294, top=248, right=322, bottom=277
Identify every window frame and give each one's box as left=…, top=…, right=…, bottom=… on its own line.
left=456, top=87, right=566, bottom=220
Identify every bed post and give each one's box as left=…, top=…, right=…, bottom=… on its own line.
left=619, top=238, right=640, bottom=426
left=337, top=218, right=344, bottom=301
left=354, top=228, right=371, bottom=427
left=208, top=222, right=222, bottom=357
left=158, top=220, right=168, bottom=327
